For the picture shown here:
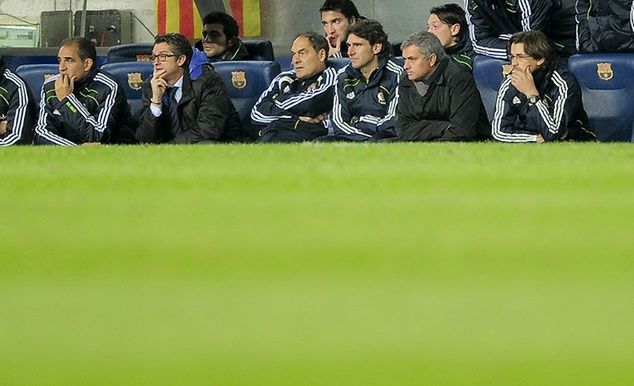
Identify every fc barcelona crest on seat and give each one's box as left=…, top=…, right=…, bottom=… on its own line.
left=231, top=71, right=247, bottom=89
left=597, top=63, right=614, bottom=81
left=127, top=72, right=143, bottom=90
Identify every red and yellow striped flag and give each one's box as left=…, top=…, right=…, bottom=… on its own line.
left=228, top=0, right=261, bottom=37
left=156, top=0, right=261, bottom=40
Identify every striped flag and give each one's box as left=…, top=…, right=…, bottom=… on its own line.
left=156, top=0, right=261, bottom=39
left=227, top=0, right=261, bottom=37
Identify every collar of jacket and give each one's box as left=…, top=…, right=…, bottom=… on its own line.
left=73, top=66, right=99, bottom=90
left=345, top=55, right=390, bottom=87
left=177, top=69, right=195, bottom=106
left=221, top=39, right=248, bottom=61
left=294, top=67, right=327, bottom=87
left=532, top=68, right=552, bottom=94
left=445, top=39, right=466, bottom=57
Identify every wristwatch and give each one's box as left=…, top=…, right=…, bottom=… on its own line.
left=527, top=95, right=540, bottom=106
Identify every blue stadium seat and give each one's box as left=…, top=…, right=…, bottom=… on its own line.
left=328, top=58, right=350, bottom=71
left=211, top=61, right=281, bottom=126
left=101, top=62, right=153, bottom=119
left=243, top=40, right=275, bottom=61
left=15, top=64, right=59, bottom=104
left=193, top=39, right=275, bottom=61
left=568, top=53, right=634, bottom=142
left=472, top=55, right=506, bottom=121
left=392, top=56, right=404, bottom=67
left=106, top=43, right=153, bottom=63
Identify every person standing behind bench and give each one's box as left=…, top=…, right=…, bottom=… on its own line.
left=34, top=37, right=135, bottom=145
left=0, top=55, right=36, bottom=146
left=137, top=33, right=243, bottom=144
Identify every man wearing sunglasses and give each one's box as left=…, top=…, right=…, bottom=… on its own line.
left=34, top=37, right=136, bottom=145
left=197, top=12, right=251, bottom=62
left=136, top=33, right=243, bottom=143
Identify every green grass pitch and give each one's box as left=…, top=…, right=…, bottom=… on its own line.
left=1, top=143, right=633, bottom=385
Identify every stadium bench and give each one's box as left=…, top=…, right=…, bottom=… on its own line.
left=568, top=53, right=634, bottom=142
left=472, top=55, right=506, bottom=121
left=212, top=61, right=281, bottom=128
left=15, top=64, right=60, bottom=105
left=101, top=62, right=154, bottom=121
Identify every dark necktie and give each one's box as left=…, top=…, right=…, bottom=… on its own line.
left=163, top=87, right=181, bottom=135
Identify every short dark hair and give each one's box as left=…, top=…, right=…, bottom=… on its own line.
left=294, top=31, right=329, bottom=57
left=154, top=33, right=193, bottom=67
left=202, top=11, right=240, bottom=40
left=319, top=0, right=361, bottom=21
left=429, top=3, right=468, bottom=42
left=509, top=30, right=560, bottom=72
left=346, top=19, right=389, bottom=59
left=60, top=37, right=97, bottom=69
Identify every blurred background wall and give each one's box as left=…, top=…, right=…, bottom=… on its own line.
left=0, top=0, right=438, bottom=51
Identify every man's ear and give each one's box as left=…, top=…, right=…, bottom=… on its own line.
left=318, top=48, right=327, bottom=62
left=176, top=54, right=187, bottom=67
left=349, top=16, right=357, bottom=25
left=227, top=36, right=237, bottom=47
left=429, top=53, right=438, bottom=67
left=82, top=58, right=94, bottom=72
left=450, top=23, right=461, bottom=39
left=372, top=42, right=383, bottom=55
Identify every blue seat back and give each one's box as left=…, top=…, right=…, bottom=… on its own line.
left=15, top=64, right=59, bottom=104
left=568, top=53, right=634, bottom=142
left=101, top=62, right=153, bottom=119
left=473, top=55, right=506, bottom=121
left=243, top=40, right=275, bottom=61
left=106, top=43, right=154, bottom=63
left=328, top=58, right=350, bottom=72
left=212, top=61, right=281, bottom=125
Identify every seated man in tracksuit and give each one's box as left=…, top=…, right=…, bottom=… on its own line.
left=396, top=31, right=489, bottom=141
left=492, top=31, right=596, bottom=142
left=251, top=31, right=338, bottom=142
left=137, top=33, right=243, bottom=144
left=325, top=19, right=403, bottom=141
left=34, top=37, right=136, bottom=145
left=0, top=55, right=36, bottom=146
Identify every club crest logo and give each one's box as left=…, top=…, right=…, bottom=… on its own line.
left=231, top=71, right=247, bottom=89
left=377, top=91, right=386, bottom=104
left=127, top=72, right=143, bottom=90
left=44, top=73, right=54, bottom=81
left=597, top=63, right=613, bottom=81
left=346, top=91, right=355, bottom=99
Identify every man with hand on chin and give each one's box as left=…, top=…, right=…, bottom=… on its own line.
left=319, top=0, right=363, bottom=58
left=492, top=31, right=595, bottom=143
left=137, top=33, right=243, bottom=143
left=34, top=37, right=135, bottom=145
